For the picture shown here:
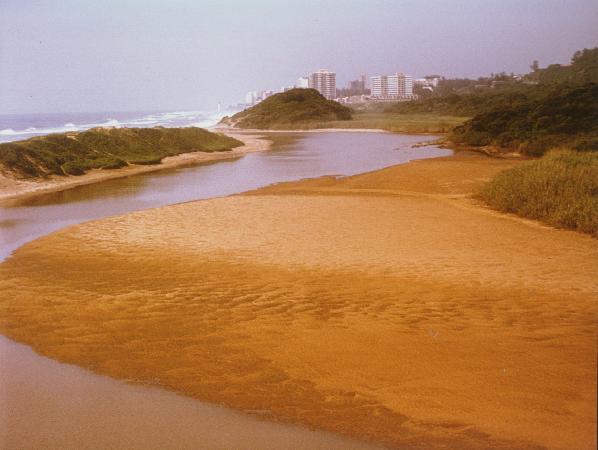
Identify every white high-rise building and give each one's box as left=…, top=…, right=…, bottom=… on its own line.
left=370, top=73, right=415, bottom=100
left=296, top=77, right=309, bottom=88
left=308, top=70, right=336, bottom=99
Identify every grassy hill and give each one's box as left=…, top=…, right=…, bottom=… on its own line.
left=225, top=88, right=352, bottom=129
left=450, top=83, right=598, bottom=156
left=0, top=127, right=243, bottom=178
left=382, top=47, right=598, bottom=156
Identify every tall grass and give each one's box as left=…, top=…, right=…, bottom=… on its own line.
left=314, top=112, right=467, bottom=133
left=477, top=149, right=598, bottom=236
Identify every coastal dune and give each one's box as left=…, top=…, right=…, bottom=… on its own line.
left=0, top=131, right=269, bottom=204
left=1, top=153, right=596, bottom=449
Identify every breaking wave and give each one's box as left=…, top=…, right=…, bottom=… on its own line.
left=0, top=108, right=238, bottom=143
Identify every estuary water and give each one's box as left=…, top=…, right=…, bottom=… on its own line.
left=0, top=131, right=452, bottom=449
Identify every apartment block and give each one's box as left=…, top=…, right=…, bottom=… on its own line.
left=308, top=70, right=336, bottom=99
left=370, top=73, right=415, bottom=100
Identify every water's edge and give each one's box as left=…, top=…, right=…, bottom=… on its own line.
left=1, top=132, right=451, bottom=449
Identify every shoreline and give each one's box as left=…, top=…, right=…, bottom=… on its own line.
left=1, top=335, right=383, bottom=450
left=2, top=152, right=595, bottom=448
left=0, top=131, right=271, bottom=206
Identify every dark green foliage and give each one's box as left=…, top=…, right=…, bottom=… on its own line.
left=478, top=150, right=598, bottom=236
left=450, top=84, right=598, bottom=155
left=229, top=88, right=352, bottom=129
left=0, top=127, right=243, bottom=178
left=385, top=86, right=533, bottom=116
left=528, top=48, right=598, bottom=85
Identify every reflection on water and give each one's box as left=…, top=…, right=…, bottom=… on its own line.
left=0, top=132, right=450, bottom=261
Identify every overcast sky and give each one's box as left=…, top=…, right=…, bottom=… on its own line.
left=1, top=0, right=597, bottom=114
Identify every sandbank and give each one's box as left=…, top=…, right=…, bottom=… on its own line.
left=1, top=153, right=596, bottom=449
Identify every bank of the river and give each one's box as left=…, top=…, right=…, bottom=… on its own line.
left=1, top=131, right=451, bottom=449
left=0, top=132, right=270, bottom=205
left=2, top=150, right=595, bottom=449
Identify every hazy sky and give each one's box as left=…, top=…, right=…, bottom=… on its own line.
left=1, top=0, right=597, bottom=113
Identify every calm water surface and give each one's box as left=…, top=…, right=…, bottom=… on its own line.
left=0, top=132, right=451, bottom=261
left=0, top=131, right=451, bottom=449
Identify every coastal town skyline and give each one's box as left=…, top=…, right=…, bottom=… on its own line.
left=2, top=0, right=597, bottom=114
left=243, top=69, right=425, bottom=107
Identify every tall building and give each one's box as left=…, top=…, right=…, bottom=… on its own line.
left=245, top=91, right=256, bottom=105
left=296, top=77, right=309, bottom=88
left=308, top=70, right=336, bottom=99
left=370, top=73, right=415, bottom=100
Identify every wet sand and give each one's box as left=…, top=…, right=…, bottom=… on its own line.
left=0, top=336, right=383, bottom=450
left=1, top=153, right=596, bottom=449
left=0, top=131, right=270, bottom=205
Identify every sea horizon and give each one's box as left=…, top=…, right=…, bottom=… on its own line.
left=0, top=108, right=237, bottom=144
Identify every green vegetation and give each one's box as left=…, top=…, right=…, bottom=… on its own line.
left=384, top=47, right=598, bottom=155
left=477, top=150, right=598, bottom=236
left=226, top=88, right=352, bottom=129
left=451, top=83, right=598, bottom=156
left=309, top=112, right=467, bottom=133
left=386, top=86, right=533, bottom=117
left=0, top=127, right=243, bottom=178
left=527, top=48, right=598, bottom=85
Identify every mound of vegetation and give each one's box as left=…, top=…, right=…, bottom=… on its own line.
left=477, top=149, right=598, bottom=236
left=450, top=83, right=598, bottom=156
left=225, top=88, right=352, bottom=129
left=0, top=127, right=243, bottom=178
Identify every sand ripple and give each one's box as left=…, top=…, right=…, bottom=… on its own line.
left=1, top=154, right=596, bottom=449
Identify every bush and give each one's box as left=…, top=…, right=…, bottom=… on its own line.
left=0, top=127, right=243, bottom=178
left=451, top=83, right=598, bottom=156
left=477, top=149, right=598, bottom=236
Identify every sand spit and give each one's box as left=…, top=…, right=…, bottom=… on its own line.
left=0, top=131, right=270, bottom=205
left=1, top=153, right=596, bottom=449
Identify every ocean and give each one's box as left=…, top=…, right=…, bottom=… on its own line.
left=0, top=109, right=235, bottom=144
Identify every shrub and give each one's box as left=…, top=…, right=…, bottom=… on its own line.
left=477, top=149, right=598, bottom=236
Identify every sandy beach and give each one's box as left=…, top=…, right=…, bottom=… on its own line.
left=0, top=131, right=270, bottom=205
left=1, top=152, right=596, bottom=449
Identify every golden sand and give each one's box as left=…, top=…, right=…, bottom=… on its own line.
left=1, top=153, right=596, bottom=449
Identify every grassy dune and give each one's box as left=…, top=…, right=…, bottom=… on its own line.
left=228, top=88, right=352, bottom=129
left=0, top=127, right=243, bottom=178
left=478, top=149, right=598, bottom=236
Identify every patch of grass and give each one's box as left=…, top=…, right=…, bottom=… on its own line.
left=477, top=149, right=598, bottom=236
left=312, top=112, right=468, bottom=134
left=0, top=127, right=244, bottom=178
